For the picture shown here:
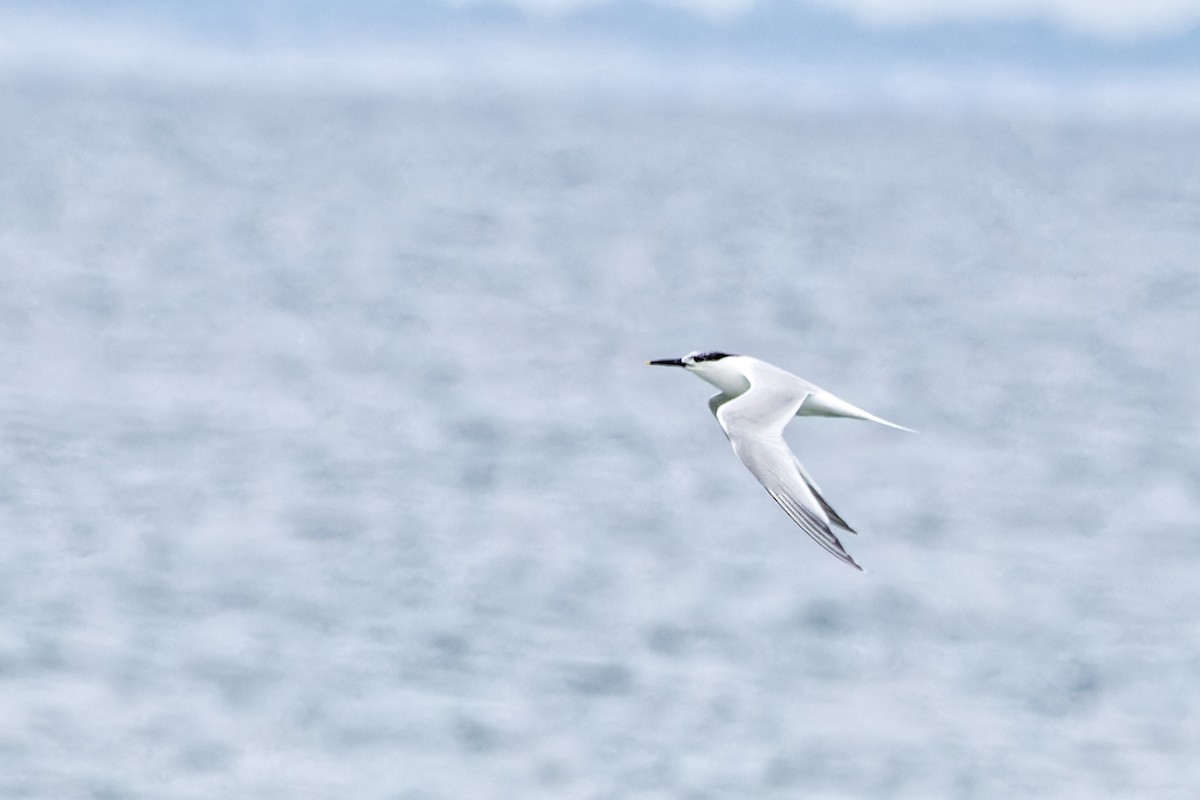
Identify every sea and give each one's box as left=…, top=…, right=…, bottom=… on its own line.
left=2, top=66, right=1199, bottom=799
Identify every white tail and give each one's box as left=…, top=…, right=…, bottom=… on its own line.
left=798, top=389, right=916, bottom=432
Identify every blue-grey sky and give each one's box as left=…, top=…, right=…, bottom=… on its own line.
left=4, top=0, right=1199, bottom=109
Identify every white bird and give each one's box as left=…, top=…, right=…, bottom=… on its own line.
left=647, top=351, right=913, bottom=571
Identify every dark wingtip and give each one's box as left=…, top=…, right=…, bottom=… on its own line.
left=830, top=514, right=857, bottom=535
left=839, top=552, right=865, bottom=572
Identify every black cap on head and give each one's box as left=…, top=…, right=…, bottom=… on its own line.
left=689, top=351, right=735, bottom=363
left=647, top=351, right=737, bottom=368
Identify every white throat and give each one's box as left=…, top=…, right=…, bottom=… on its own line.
left=689, top=357, right=752, bottom=396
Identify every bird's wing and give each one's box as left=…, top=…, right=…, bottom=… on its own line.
left=793, top=456, right=856, bottom=534
left=715, top=383, right=863, bottom=571
left=707, top=393, right=732, bottom=418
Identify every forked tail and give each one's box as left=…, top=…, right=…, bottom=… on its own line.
left=798, top=389, right=916, bottom=432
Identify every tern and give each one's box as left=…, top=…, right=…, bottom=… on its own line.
left=647, top=351, right=913, bottom=571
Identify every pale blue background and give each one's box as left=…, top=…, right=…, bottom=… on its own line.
left=2, top=2, right=1199, bottom=798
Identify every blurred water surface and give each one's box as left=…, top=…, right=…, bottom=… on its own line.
left=2, top=78, right=1199, bottom=798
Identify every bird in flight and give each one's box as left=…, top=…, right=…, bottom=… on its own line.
left=647, top=351, right=913, bottom=571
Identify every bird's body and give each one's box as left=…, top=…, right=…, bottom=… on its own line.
left=648, top=351, right=912, bottom=571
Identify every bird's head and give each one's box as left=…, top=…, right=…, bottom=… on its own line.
left=646, top=351, right=748, bottom=394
